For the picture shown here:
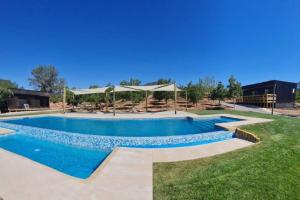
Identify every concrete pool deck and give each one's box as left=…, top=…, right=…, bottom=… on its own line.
left=0, top=111, right=272, bottom=200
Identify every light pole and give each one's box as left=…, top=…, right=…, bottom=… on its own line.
left=174, top=82, right=177, bottom=115
left=185, top=89, right=188, bottom=111
left=113, top=87, right=116, bottom=116
left=272, top=83, right=277, bottom=115
left=63, top=87, right=66, bottom=114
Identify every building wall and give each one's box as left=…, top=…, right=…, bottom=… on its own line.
left=242, top=80, right=297, bottom=108
left=275, top=81, right=297, bottom=104
left=7, top=94, right=49, bottom=109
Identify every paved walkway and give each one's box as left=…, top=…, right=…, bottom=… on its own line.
left=0, top=139, right=252, bottom=200
left=221, top=102, right=279, bottom=115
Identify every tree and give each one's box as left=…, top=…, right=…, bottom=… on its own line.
left=210, top=82, right=227, bottom=105
left=0, top=79, right=16, bottom=112
left=85, top=84, right=105, bottom=106
left=118, top=78, right=143, bottom=102
left=119, top=78, right=141, bottom=86
left=185, top=82, right=204, bottom=105
left=49, top=87, right=78, bottom=105
left=153, top=78, right=173, bottom=102
left=0, top=88, right=12, bottom=112
left=29, top=65, right=66, bottom=93
left=0, top=79, right=18, bottom=89
left=89, top=84, right=100, bottom=89
left=227, top=75, right=242, bottom=107
left=199, top=76, right=217, bottom=96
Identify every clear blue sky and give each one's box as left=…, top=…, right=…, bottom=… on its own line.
left=1, top=0, right=299, bottom=89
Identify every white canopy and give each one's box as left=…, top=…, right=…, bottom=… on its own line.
left=152, top=84, right=182, bottom=92
left=112, top=86, right=140, bottom=92
left=82, top=87, right=109, bottom=94
left=123, top=84, right=167, bottom=91
left=70, top=87, right=109, bottom=95
left=70, top=89, right=90, bottom=95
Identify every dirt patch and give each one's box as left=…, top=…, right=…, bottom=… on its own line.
left=274, top=108, right=300, bottom=117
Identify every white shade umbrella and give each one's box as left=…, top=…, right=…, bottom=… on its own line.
left=111, top=86, right=140, bottom=92
left=123, top=84, right=167, bottom=91
left=70, top=87, right=109, bottom=95
left=152, top=83, right=183, bottom=114
left=122, top=84, right=168, bottom=112
left=110, top=86, right=140, bottom=116
left=70, top=87, right=110, bottom=113
left=70, top=89, right=89, bottom=95
left=152, top=84, right=182, bottom=92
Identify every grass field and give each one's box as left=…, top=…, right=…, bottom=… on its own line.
left=154, top=110, right=300, bottom=200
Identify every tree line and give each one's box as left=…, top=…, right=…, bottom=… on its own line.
left=1, top=65, right=300, bottom=107
left=0, top=65, right=246, bottom=107
left=29, top=66, right=243, bottom=106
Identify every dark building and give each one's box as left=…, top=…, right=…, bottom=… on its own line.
left=1, top=89, right=50, bottom=112
left=241, top=80, right=297, bottom=108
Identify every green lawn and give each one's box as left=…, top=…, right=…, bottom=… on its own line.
left=154, top=110, right=300, bottom=200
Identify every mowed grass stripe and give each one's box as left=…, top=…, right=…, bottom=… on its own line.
left=154, top=110, right=300, bottom=200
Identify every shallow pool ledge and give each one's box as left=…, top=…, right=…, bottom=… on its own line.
left=215, top=114, right=273, bottom=131
left=0, top=128, right=14, bottom=135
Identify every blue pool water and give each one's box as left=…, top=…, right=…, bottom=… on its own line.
left=0, top=116, right=241, bottom=179
left=2, top=116, right=240, bottom=137
left=0, top=134, right=109, bottom=179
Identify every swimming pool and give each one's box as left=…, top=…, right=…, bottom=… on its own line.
left=0, top=116, right=241, bottom=179
left=3, top=116, right=239, bottom=137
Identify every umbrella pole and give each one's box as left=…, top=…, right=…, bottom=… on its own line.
left=72, top=93, right=75, bottom=110
left=174, top=82, right=177, bottom=115
left=63, top=87, right=66, bottom=114
left=130, top=91, right=133, bottom=112
left=113, top=88, right=116, bottom=116
left=185, top=89, right=188, bottom=111
left=145, top=90, right=148, bottom=112
left=105, top=92, right=108, bottom=113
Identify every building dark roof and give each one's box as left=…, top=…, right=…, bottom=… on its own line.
left=11, top=88, right=50, bottom=97
left=242, top=80, right=297, bottom=90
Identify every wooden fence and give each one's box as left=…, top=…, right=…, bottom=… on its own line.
left=236, top=94, right=276, bottom=108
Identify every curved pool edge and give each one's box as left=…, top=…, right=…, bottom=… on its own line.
left=0, top=113, right=272, bottom=151
left=0, top=112, right=273, bottom=200
left=0, top=121, right=235, bottom=150
left=0, top=112, right=273, bottom=181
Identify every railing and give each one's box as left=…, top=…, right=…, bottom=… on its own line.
left=236, top=94, right=276, bottom=108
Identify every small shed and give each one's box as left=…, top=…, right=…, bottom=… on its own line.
left=241, top=80, right=297, bottom=108
left=3, top=89, right=50, bottom=112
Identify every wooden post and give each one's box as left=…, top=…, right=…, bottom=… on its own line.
left=113, top=88, right=116, bottom=116
left=233, top=98, right=236, bottom=110
left=130, top=91, right=133, bottom=112
left=72, top=93, right=75, bottom=110
left=185, top=89, right=188, bottom=111
left=145, top=90, right=148, bottom=112
left=63, top=87, right=66, bottom=114
left=272, top=83, right=276, bottom=115
left=174, top=82, right=177, bottom=115
left=105, top=92, right=108, bottom=113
